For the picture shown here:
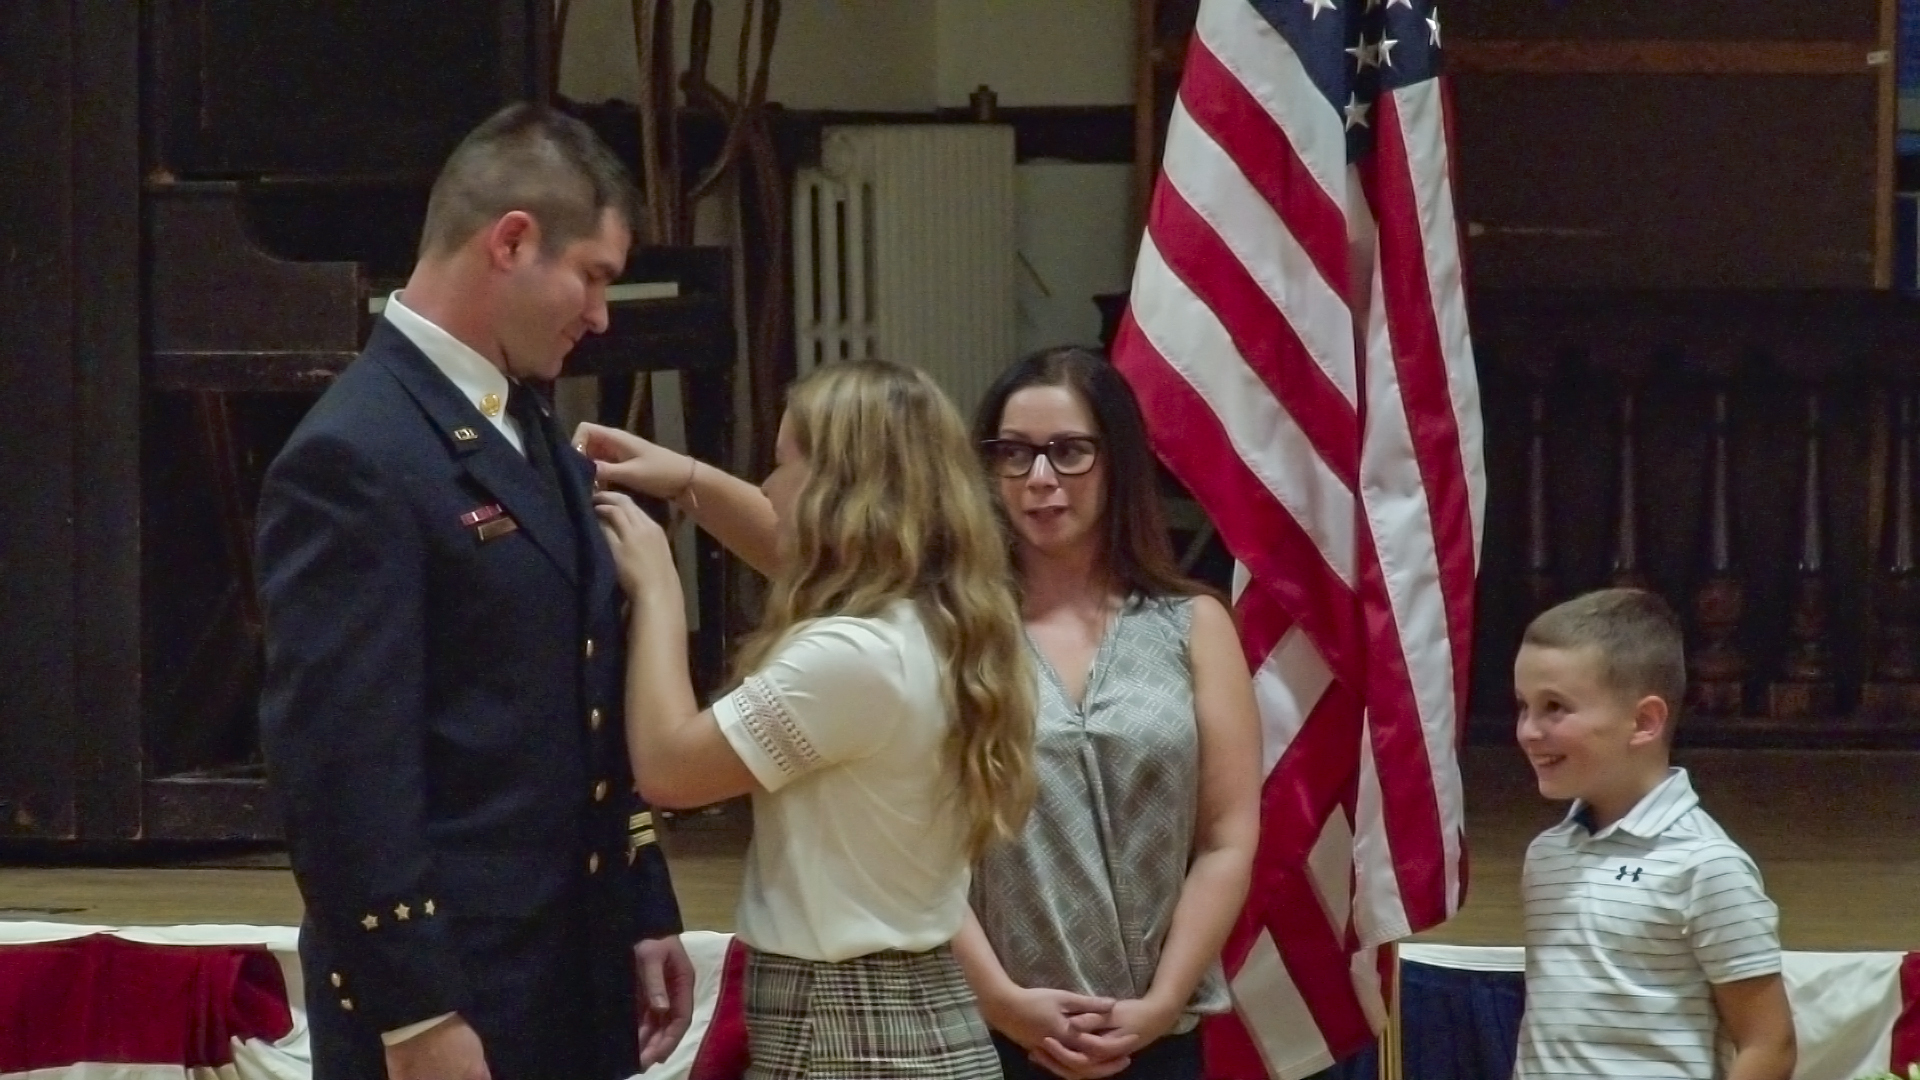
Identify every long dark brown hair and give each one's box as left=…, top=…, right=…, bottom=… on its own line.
left=971, top=345, right=1207, bottom=601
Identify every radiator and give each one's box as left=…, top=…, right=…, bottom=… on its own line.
left=792, top=124, right=1016, bottom=421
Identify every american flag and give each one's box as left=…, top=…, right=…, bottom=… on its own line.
left=1110, top=1, right=1484, bottom=1077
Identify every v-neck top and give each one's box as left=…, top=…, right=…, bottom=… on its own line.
left=970, top=594, right=1228, bottom=1028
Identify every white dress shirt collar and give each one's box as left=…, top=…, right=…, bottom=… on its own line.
left=381, top=290, right=523, bottom=450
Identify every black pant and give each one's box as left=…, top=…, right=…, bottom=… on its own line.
left=993, top=1029, right=1204, bottom=1080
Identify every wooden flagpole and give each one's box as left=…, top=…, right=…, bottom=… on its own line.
left=1378, top=942, right=1403, bottom=1080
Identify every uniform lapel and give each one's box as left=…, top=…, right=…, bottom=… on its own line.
left=463, top=437, right=581, bottom=584
left=555, top=435, right=622, bottom=614
left=370, top=321, right=580, bottom=584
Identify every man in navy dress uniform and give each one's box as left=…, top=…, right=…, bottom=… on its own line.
left=256, top=103, right=692, bottom=1080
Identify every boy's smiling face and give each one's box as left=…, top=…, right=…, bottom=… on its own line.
left=1513, top=642, right=1669, bottom=824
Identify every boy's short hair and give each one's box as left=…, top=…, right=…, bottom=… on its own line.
left=1523, top=588, right=1686, bottom=719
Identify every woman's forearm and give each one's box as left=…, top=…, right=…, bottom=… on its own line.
left=1150, top=595, right=1262, bottom=1015
left=673, top=460, right=781, bottom=577
left=622, top=576, right=698, bottom=797
left=953, top=906, right=1019, bottom=1004
left=1143, top=843, right=1253, bottom=1013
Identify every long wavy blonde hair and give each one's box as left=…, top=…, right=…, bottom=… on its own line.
left=732, top=359, right=1036, bottom=857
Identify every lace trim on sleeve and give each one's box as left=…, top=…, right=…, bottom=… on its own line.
left=735, top=674, right=823, bottom=778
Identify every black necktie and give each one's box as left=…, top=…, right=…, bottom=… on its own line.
left=506, top=381, right=559, bottom=490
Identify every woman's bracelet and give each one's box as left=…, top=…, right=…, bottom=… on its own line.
left=672, top=455, right=700, bottom=510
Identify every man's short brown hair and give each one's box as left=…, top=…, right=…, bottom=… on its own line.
left=418, top=102, right=639, bottom=260
left=1523, top=588, right=1687, bottom=717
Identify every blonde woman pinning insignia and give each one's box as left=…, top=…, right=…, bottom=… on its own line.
left=581, top=358, right=1045, bottom=1079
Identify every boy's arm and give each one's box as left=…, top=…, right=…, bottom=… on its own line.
left=1712, top=973, right=1795, bottom=1080
left=1685, top=847, right=1793, bottom=1080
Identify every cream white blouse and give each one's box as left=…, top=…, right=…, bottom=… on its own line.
left=713, top=600, right=972, bottom=962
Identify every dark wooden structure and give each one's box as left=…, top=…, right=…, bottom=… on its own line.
left=1467, top=289, right=1920, bottom=748
left=1445, top=0, right=1895, bottom=290
left=0, top=1, right=736, bottom=845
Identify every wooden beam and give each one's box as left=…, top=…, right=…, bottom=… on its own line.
left=1448, top=39, right=1885, bottom=76
left=1875, top=0, right=1896, bottom=288
left=1133, top=0, right=1160, bottom=243
left=72, top=0, right=145, bottom=841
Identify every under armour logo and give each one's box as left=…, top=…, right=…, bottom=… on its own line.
left=1615, top=865, right=1643, bottom=882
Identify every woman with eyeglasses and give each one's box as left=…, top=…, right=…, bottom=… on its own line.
left=957, top=346, right=1260, bottom=1080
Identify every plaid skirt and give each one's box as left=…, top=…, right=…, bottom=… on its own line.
left=743, top=944, right=999, bottom=1080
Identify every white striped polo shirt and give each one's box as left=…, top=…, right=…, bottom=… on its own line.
left=1513, top=767, right=1782, bottom=1080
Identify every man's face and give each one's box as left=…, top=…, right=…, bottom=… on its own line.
left=495, top=207, right=628, bottom=382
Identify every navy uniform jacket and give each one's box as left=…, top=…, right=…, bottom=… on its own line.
left=255, top=319, right=680, bottom=1079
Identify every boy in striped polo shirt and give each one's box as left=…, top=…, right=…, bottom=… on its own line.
left=1511, top=588, right=1795, bottom=1080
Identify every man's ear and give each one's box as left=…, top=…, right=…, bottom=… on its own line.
left=1630, top=694, right=1670, bottom=748
left=484, top=211, right=539, bottom=269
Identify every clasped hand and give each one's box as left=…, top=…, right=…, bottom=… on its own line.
left=989, top=987, right=1183, bottom=1080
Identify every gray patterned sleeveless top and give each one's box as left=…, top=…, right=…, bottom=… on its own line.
left=971, top=594, right=1230, bottom=1028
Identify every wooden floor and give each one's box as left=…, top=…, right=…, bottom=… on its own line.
left=1, top=748, right=1913, bottom=951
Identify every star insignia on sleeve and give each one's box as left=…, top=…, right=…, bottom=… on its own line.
left=361, top=914, right=379, bottom=931
left=394, top=902, right=412, bottom=921
left=424, top=899, right=436, bottom=916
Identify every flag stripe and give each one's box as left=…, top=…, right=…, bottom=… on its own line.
left=1196, top=0, right=1351, bottom=217
left=1404, top=83, right=1484, bottom=563
left=1265, top=870, right=1375, bottom=1054
left=1242, top=624, right=1335, bottom=778
left=1371, top=84, right=1480, bottom=722
left=1894, top=953, right=1920, bottom=1075
left=1178, top=38, right=1353, bottom=330
left=1234, top=583, right=1297, bottom=676
left=1128, top=212, right=1359, bottom=596
left=1357, top=547, right=1449, bottom=939
left=1154, top=111, right=1358, bottom=483
left=1220, top=933, right=1342, bottom=1080
left=1257, top=679, right=1362, bottom=873
left=1353, top=718, right=1412, bottom=945
left=1231, top=684, right=1372, bottom=1065
left=1113, top=306, right=1364, bottom=682
left=1357, top=84, right=1477, bottom=927
left=1355, top=308, right=1457, bottom=936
